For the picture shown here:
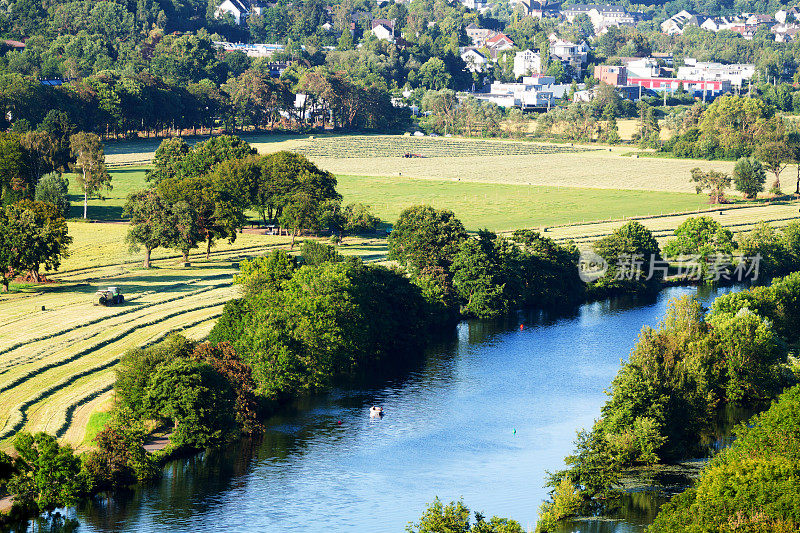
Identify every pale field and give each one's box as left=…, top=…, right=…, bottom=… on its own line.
left=541, top=202, right=800, bottom=247
left=105, top=134, right=735, bottom=194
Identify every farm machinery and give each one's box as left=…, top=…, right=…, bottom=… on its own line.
left=96, top=286, right=124, bottom=306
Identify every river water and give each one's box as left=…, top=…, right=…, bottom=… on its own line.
left=68, top=285, right=740, bottom=533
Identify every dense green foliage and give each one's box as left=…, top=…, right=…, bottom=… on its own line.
left=211, top=250, right=436, bottom=399
left=0, top=199, right=72, bottom=289
left=649, top=384, right=800, bottom=532
left=388, top=206, right=585, bottom=318
left=6, top=432, right=85, bottom=513
left=537, top=274, right=800, bottom=531
left=591, top=221, right=663, bottom=297
left=407, top=497, right=524, bottom=533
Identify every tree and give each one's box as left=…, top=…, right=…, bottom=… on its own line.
left=337, top=28, right=353, bottom=50
left=418, top=57, right=452, bottom=90
left=407, top=497, right=524, bottom=533
left=2, top=200, right=72, bottom=286
left=143, top=358, right=237, bottom=449
left=70, top=132, right=111, bottom=219
left=82, top=413, right=156, bottom=489
left=602, top=104, right=620, bottom=145
left=146, top=137, right=190, bottom=184
left=123, top=189, right=180, bottom=268
left=663, top=217, right=736, bottom=280
left=451, top=236, right=509, bottom=318
left=280, top=191, right=320, bottom=249
left=7, top=432, right=84, bottom=513
left=691, top=167, right=731, bottom=204
left=388, top=205, right=467, bottom=276
left=0, top=132, right=30, bottom=205
left=755, top=140, right=791, bottom=194
left=732, top=157, right=766, bottom=199
left=343, top=202, right=380, bottom=233
left=592, top=221, right=663, bottom=295
left=34, top=172, right=70, bottom=218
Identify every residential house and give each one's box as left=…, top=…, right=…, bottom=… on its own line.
left=773, top=23, right=800, bottom=42
left=466, top=23, right=493, bottom=46
left=514, top=50, right=542, bottom=78
left=660, top=10, right=704, bottom=34
left=677, top=59, right=755, bottom=88
left=485, top=32, right=515, bottom=51
left=775, top=6, right=800, bottom=24
left=371, top=19, right=395, bottom=40
left=215, top=0, right=256, bottom=25
left=700, top=16, right=737, bottom=32
left=561, top=4, right=636, bottom=32
left=462, top=48, right=489, bottom=72
left=461, top=0, right=490, bottom=11
left=622, top=57, right=663, bottom=78
left=549, top=36, right=589, bottom=74
left=214, top=41, right=285, bottom=57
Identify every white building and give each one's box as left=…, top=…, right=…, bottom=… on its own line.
left=471, top=76, right=579, bottom=109
left=677, top=59, right=756, bottom=88
left=660, top=10, right=704, bottom=34
left=461, top=48, right=489, bottom=73
left=549, top=37, right=590, bottom=74
left=561, top=4, right=636, bottom=32
left=624, top=57, right=661, bottom=78
left=514, top=50, right=542, bottom=79
left=371, top=19, right=395, bottom=41
left=214, top=41, right=284, bottom=57
left=215, top=0, right=261, bottom=25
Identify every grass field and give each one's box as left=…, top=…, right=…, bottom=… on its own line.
left=336, top=175, right=710, bottom=230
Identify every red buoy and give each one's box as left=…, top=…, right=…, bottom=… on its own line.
left=520, top=324, right=524, bottom=330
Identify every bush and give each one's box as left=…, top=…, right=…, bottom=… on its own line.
left=82, top=412, right=157, bottom=490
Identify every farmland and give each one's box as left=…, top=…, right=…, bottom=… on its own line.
left=4, top=133, right=799, bottom=450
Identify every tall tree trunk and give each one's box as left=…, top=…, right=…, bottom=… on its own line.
left=143, top=247, right=152, bottom=268
left=31, top=269, right=40, bottom=283
left=795, top=165, right=799, bottom=195
left=182, top=250, right=189, bottom=263
left=82, top=168, right=88, bottom=219
left=291, top=230, right=296, bottom=249
left=206, top=234, right=212, bottom=260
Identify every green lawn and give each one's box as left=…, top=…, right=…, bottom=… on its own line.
left=336, top=175, right=711, bottom=231
left=67, top=167, right=148, bottom=221
left=68, top=166, right=711, bottom=231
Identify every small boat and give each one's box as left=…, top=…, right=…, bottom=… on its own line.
left=369, top=406, right=384, bottom=418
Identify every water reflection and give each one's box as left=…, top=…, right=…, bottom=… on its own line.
left=60, top=285, right=745, bottom=533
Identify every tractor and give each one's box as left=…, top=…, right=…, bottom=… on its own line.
left=96, top=286, right=124, bottom=306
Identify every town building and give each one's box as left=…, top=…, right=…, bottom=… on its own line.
left=628, top=77, right=731, bottom=96
left=514, top=50, right=543, bottom=78
left=676, top=59, right=755, bottom=88
left=549, top=37, right=589, bottom=74
left=461, top=48, right=490, bottom=73
left=371, top=19, right=396, bottom=40
left=466, top=23, right=493, bottom=46
left=214, top=0, right=262, bottom=25
left=594, top=65, right=627, bottom=86
left=561, top=4, right=636, bottom=32
left=660, top=10, right=704, bottom=34
left=214, top=41, right=285, bottom=58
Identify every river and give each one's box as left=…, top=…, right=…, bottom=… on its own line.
left=65, top=284, right=741, bottom=533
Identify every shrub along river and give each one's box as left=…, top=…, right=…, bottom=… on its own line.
left=70, top=284, right=743, bottom=533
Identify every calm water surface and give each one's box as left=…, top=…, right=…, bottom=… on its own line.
left=70, top=285, right=740, bottom=533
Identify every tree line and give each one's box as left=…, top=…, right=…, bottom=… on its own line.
left=126, top=135, right=380, bottom=267
left=537, top=272, right=800, bottom=531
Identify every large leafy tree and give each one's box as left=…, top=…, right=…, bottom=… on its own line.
left=7, top=432, right=84, bottom=513
left=146, top=136, right=191, bottom=184
left=123, top=188, right=181, bottom=268
left=732, top=157, right=766, bottom=200
left=0, top=132, right=31, bottom=205
left=34, top=172, right=70, bottom=218
left=1, top=200, right=72, bottom=287
left=70, top=131, right=111, bottom=219
left=691, top=167, right=731, bottom=204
